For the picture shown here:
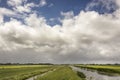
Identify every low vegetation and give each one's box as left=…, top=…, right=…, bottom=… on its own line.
left=76, top=65, right=120, bottom=75
left=77, top=71, right=86, bottom=80
left=0, top=65, right=55, bottom=80
left=2, top=64, right=120, bottom=80
left=36, top=66, right=84, bottom=80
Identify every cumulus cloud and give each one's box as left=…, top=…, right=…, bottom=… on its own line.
left=0, top=0, right=120, bottom=63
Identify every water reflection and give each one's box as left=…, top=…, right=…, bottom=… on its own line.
left=71, top=66, right=120, bottom=80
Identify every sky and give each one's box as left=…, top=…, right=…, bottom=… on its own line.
left=0, top=0, right=120, bottom=64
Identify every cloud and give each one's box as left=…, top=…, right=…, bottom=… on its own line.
left=0, top=15, right=3, bottom=23
left=39, top=0, right=47, bottom=7
left=7, top=0, right=37, bottom=14
left=13, top=3, right=35, bottom=13
left=0, top=7, right=16, bottom=24
left=0, top=7, right=15, bottom=16
left=7, top=0, right=27, bottom=7
left=48, top=3, right=54, bottom=7
left=0, top=0, right=120, bottom=63
left=7, top=0, right=47, bottom=14
left=25, top=13, right=47, bottom=28
left=85, top=0, right=118, bottom=13
left=61, top=11, right=74, bottom=19
left=116, top=0, right=120, bottom=7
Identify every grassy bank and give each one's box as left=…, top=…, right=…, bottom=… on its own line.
left=0, top=65, right=55, bottom=80
left=76, top=65, right=120, bottom=75
left=36, top=66, right=84, bottom=80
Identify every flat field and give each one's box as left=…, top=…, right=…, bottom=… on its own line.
left=36, top=66, right=83, bottom=80
left=1, top=64, right=120, bottom=80
left=0, top=65, right=55, bottom=80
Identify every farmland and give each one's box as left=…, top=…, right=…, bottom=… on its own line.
left=36, top=66, right=84, bottom=80
left=0, top=65, right=86, bottom=80
left=0, top=65, right=55, bottom=80
left=0, top=64, right=120, bottom=80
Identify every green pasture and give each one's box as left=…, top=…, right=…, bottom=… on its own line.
left=36, top=66, right=84, bottom=80
left=0, top=65, right=55, bottom=80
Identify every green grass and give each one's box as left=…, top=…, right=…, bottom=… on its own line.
left=2, top=64, right=120, bottom=80
left=36, top=66, right=83, bottom=80
left=77, top=71, right=86, bottom=79
left=0, top=65, right=55, bottom=80
left=0, top=65, right=49, bottom=69
left=76, top=65, right=120, bottom=75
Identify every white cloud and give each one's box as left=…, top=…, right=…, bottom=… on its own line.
left=13, top=3, right=35, bottom=13
left=116, top=0, right=120, bottom=7
left=0, top=0, right=120, bottom=63
left=7, top=0, right=36, bottom=14
left=7, top=0, right=26, bottom=7
left=14, top=6, right=30, bottom=13
left=85, top=0, right=117, bottom=12
left=0, top=15, right=3, bottom=24
left=61, top=11, right=74, bottom=19
left=25, top=13, right=47, bottom=28
left=39, top=0, right=47, bottom=7
left=0, top=8, right=16, bottom=24
left=0, top=8, right=15, bottom=16
left=0, top=9, right=120, bottom=63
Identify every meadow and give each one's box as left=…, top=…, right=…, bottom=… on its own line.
left=0, top=65, right=86, bottom=80
left=76, top=64, right=120, bottom=75
left=0, top=65, right=55, bottom=80
left=1, top=64, right=120, bottom=80
left=36, top=66, right=84, bottom=80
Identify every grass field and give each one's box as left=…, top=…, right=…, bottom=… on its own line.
left=36, top=66, right=84, bottom=80
left=76, top=65, right=120, bottom=75
left=0, top=65, right=48, bottom=69
left=0, top=65, right=85, bottom=80
left=0, top=65, right=55, bottom=80
left=1, top=64, right=120, bottom=80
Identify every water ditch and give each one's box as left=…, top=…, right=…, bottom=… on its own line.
left=71, top=66, right=120, bottom=80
